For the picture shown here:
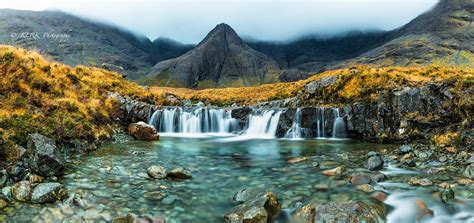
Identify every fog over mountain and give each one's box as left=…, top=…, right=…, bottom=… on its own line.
left=1, top=0, right=438, bottom=44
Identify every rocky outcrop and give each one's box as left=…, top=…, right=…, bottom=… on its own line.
left=128, top=122, right=159, bottom=140
left=109, top=92, right=159, bottom=124
left=292, top=200, right=387, bottom=223
left=25, top=134, right=65, bottom=177
left=30, top=182, right=68, bottom=203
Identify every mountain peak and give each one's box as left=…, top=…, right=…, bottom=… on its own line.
left=198, top=23, right=244, bottom=47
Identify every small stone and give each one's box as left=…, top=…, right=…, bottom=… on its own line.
left=0, top=199, right=7, bottom=208
left=463, top=164, right=474, bottom=179
left=446, top=147, right=457, bottom=153
left=458, top=179, right=472, bottom=185
left=356, top=184, right=374, bottom=192
left=371, top=191, right=388, bottom=202
left=11, top=181, right=32, bottom=202
left=409, top=177, right=433, bottom=186
left=288, top=157, right=308, bottom=164
left=322, top=166, right=345, bottom=176
left=1, top=187, right=12, bottom=202
left=162, top=196, right=176, bottom=205
left=147, top=165, right=167, bottom=180
left=128, top=122, right=159, bottom=140
left=350, top=172, right=371, bottom=185
left=167, top=167, right=192, bottom=179
left=440, top=186, right=455, bottom=203
left=314, top=183, right=330, bottom=190
left=143, top=191, right=166, bottom=201
left=371, top=172, right=388, bottom=183
left=398, top=145, right=412, bottom=155
left=29, top=175, right=44, bottom=184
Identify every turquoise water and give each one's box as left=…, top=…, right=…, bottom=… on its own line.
left=2, top=136, right=473, bottom=222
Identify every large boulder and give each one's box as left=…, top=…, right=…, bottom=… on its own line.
left=128, top=122, right=159, bottom=140
left=31, top=182, right=68, bottom=203
left=292, top=200, right=387, bottom=223
left=11, top=181, right=32, bottom=202
left=26, top=133, right=65, bottom=177
left=224, top=191, right=281, bottom=223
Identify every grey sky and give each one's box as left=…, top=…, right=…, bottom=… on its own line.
left=1, top=0, right=438, bottom=44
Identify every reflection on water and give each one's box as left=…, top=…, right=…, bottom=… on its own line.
left=1, top=136, right=473, bottom=223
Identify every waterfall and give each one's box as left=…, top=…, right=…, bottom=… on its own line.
left=316, top=108, right=326, bottom=138
left=148, top=107, right=238, bottom=134
left=332, top=108, right=347, bottom=138
left=244, top=110, right=282, bottom=138
left=284, top=108, right=310, bottom=139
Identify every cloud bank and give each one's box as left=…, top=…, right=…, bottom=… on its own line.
left=0, top=0, right=438, bottom=43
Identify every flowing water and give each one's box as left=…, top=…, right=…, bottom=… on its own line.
left=2, top=137, right=473, bottom=222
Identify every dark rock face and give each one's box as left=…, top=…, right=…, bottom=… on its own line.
left=145, top=23, right=281, bottom=88
left=30, top=182, right=68, bottom=203
left=109, top=92, right=158, bottom=124
left=231, top=107, right=253, bottom=131
left=26, top=134, right=65, bottom=177
left=292, top=200, right=387, bottom=223
left=224, top=191, right=281, bottom=223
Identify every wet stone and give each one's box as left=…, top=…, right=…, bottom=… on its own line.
left=31, top=183, right=68, bottom=204
left=365, top=152, right=384, bottom=171
left=147, top=165, right=167, bottom=180
left=350, top=172, right=371, bottom=185
left=440, top=186, right=455, bottom=203
left=322, top=166, right=345, bottom=176
left=11, top=181, right=32, bottom=202
left=409, top=177, right=433, bottom=186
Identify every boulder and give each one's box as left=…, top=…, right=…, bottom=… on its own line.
left=166, top=167, right=192, bottom=179
left=128, top=122, right=159, bottom=140
left=398, top=145, right=412, bottom=155
left=233, top=188, right=268, bottom=203
left=350, top=172, right=371, bottom=185
left=463, top=164, right=474, bottom=179
left=224, top=191, right=281, bottom=223
left=365, top=152, right=384, bottom=171
left=26, top=133, right=65, bottom=177
left=147, top=165, right=167, bottom=180
left=31, top=182, right=68, bottom=203
left=292, top=200, right=386, bottom=223
left=11, top=181, right=32, bottom=202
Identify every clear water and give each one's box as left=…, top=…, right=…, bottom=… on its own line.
left=2, top=137, right=473, bottom=222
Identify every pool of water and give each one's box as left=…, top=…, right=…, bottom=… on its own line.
left=2, top=136, right=473, bottom=222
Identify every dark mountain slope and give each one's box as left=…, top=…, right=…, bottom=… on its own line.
left=143, top=23, right=281, bottom=88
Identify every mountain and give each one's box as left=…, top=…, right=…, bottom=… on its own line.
left=152, top=37, right=194, bottom=63
left=247, top=31, right=388, bottom=81
left=346, top=0, right=473, bottom=67
left=142, top=23, right=281, bottom=88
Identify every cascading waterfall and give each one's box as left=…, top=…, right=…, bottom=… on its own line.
left=148, top=107, right=238, bottom=134
left=284, top=108, right=310, bottom=139
left=244, top=110, right=282, bottom=138
left=332, top=108, right=347, bottom=138
left=316, top=108, right=326, bottom=138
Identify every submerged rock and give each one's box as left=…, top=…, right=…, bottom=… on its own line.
left=128, top=122, right=159, bottom=140
left=409, top=177, right=433, bottom=186
left=11, top=181, right=32, bottom=202
left=147, top=165, right=167, bottom=179
left=233, top=188, right=268, bottom=203
left=224, top=191, right=280, bottom=223
left=322, top=166, right=345, bottom=176
left=440, top=186, right=455, bottom=203
left=26, top=133, right=65, bottom=177
left=292, top=200, right=386, bottom=223
left=112, top=213, right=166, bottom=223
left=288, top=157, right=308, bottom=164
left=31, top=183, right=68, bottom=203
left=167, top=167, right=192, bottom=179
left=365, top=152, right=384, bottom=171
left=350, top=172, right=371, bottom=185
left=415, top=199, right=434, bottom=220
left=356, top=184, right=374, bottom=193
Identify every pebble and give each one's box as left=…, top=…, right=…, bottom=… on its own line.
left=356, top=184, right=374, bottom=192
left=409, top=177, right=433, bottom=186
left=322, top=166, right=345, bottom=176
left=287, top=157, right=308, bottom=164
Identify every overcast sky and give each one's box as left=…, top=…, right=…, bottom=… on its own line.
left=1, top=0, right=438, bottom=44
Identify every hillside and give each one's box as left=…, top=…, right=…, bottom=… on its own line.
left=0, top=9, right=171, bottom=79
left=346, top=0, right=474, bottom=68
left=142, top=23, right=281, bottom=88
left=0, top=45, right=159, bottom=162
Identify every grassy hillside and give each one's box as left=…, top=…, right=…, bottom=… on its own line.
left=0, top=45, right=161, bottom=163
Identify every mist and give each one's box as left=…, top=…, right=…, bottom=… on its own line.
left=0, top=0, right=438, bottom=44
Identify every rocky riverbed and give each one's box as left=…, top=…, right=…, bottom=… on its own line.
left=1, top=136, right=473, bottom=222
